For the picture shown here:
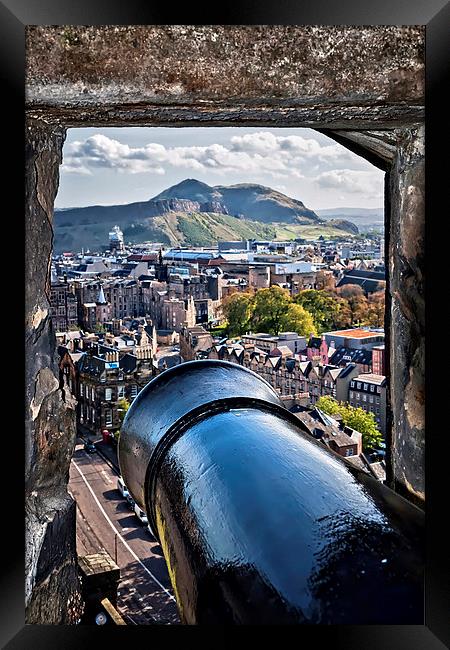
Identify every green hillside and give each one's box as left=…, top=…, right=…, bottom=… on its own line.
left=54, top=210, right=358, bottom=252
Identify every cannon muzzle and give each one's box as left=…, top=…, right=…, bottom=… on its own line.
left=119, top=360, right=424, bottom=624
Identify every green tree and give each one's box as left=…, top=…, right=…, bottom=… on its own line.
left=117, top=397, right=131, bottom=429
left=316, top=396, right=383, bottom=451
left=315, top=394, right=341, bottom=416
left=294, top=290, right=342, bottom=333
left=280, top=303, right=317, bottom=337
left=222, top=292, right=254, bottom=336
left=250, top=286, right=291, bottom=335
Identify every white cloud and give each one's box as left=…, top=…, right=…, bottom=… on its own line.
left=314, top=169, right=382, bottom=198
left=61, top=131, right=369, bottom=184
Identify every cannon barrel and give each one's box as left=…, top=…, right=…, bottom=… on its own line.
left=119, top=360, right=424, bottom=625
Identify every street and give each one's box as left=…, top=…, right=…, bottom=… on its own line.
left=69, top=440, right=180, bottom=625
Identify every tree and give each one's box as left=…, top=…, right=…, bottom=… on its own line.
left=94, top=323, right=106, bottom=334
left=316, top=396, right=383, bottom=451
left=315, top=394, right=341, bottom=416
left=367, top=290, right=385, bottom=327
left=336, top=285, right=369, bottom=326
left=280, top=303, right=317, bottom=337
left=294, top=290, right=342, bottom=333
left=117, top=397, right=131, bottom=429
left=222, top=292, right=254, bottom=336
left=250, top=286, right=291, bottom=335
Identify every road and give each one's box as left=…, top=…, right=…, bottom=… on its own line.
left=69, top=440, right=180, bottom=625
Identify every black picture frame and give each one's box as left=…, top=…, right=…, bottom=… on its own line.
left=6, top=0, right=448, bottom=647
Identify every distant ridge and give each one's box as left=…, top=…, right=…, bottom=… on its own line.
left=53, top=179, right=362, bottom=252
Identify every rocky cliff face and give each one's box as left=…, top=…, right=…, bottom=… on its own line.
left=26, top=118, right=83, bottom=624
left=150, top=198, right=228, bottom=215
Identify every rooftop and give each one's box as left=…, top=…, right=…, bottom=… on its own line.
left=324, top=329, right=384, bottom=339
left=354, top=373, right=386, bottom=385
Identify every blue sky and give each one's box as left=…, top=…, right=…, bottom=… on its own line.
left=56, top=127, right=384, bottom=211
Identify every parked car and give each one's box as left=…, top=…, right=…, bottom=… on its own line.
left=84, top=440, right=96, bottom=454
left=134, top=503, right=149, bottom=525
left=117, top=476, right=129, bottom=498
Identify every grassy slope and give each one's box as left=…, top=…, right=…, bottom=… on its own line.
left=54, top=211, right=356, bottom=252
left=154, top=212, right=277, bottom=246
left=272, top=222, right=356, bottom=241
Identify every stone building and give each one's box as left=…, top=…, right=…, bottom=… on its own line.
left=248, top=265, right=270, bottom=289
left=208, top=344, right=359, bottom=408
left=348, top=373, right=387, bottom=436
left=329, top=346, right=373, bottom=373
left=306, top=335, right=329, bottom=365
left=241, top=332, right=307, bottom=355
left=76, top=343, right=155, bottom=437
left=180, top=325, right=214, bottom=361
left=50, top=281, right=78, bottom=331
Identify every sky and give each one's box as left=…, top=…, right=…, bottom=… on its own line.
left=55, top=127, right=384, bottom=211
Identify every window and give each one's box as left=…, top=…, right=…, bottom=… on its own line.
left=363, top=383, right=368, bottom=391
left=362, top=394, right=367, bottom=402
left=369, top=395, right=374, bottom=403
left=91, top=387, right=95, bottom=401
left=105, top=409, right=112, bottom=426
left=370, top=385, right=374, bottom=392
left=350, top=391, right=354, bottom=399
left=130, top=385, right=138, bottom=399
left=377, top=386, right=381, bottom=394
left=118, top=385, right=125, bottom=399
left=80, top=383, right=84, bottom=397
left=105, top=388, right=112, bottom=401
left=345, top=449, right=354, bottom=457
left=356, top=393, right=360, bottom=400
left=357, top=382, right=361, bottom=389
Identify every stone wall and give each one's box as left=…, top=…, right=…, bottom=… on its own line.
left=388, top=126, right=425, bottom=503
left=25, top=117, right=83, bottom=623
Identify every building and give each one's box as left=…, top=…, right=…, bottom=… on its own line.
left=336, top=268, right=386, bottom=295
left=248, top=265, right=271, bottom=289
left=109, top=225, right=124, bottom=252
left=306, top=335, right=329, bottom=365
left=322, top=328, right=385, bottom=351
left=180, top=325, right=214, bottom=361
left=76, top=342, right=155, bottom=437
left=50, top=280, right=78, bottom=331
left=208, top=345, right=357, bottom=408
left=241, top=332, right=307, bottom=355
left=329, top=346, right=373, bottom=373
left=372, top=345, right=386, bottom=375
left=292, top=408, right=362, bottom=459
left=348, top=373, right=387, bottom=435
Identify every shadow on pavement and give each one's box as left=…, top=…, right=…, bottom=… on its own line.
left=102, top=488, right=122, bottom=501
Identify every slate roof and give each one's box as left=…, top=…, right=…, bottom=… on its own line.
left=330, top=347, right=373, bottom=367
left=337, top=276, right=385, bottom=293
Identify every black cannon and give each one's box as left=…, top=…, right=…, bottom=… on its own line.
left=118, top=360, right=424, bottom=625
